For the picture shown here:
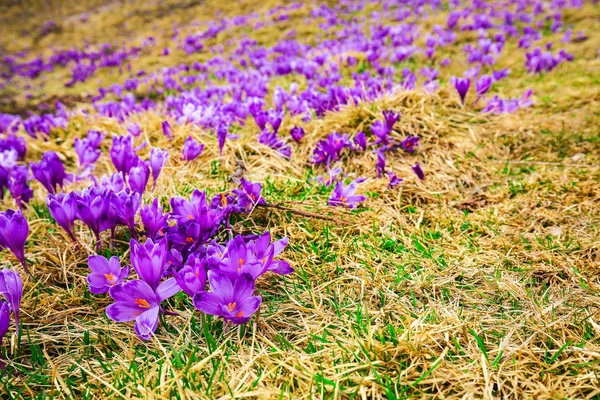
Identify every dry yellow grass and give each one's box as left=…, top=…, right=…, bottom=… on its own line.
left=0, top=0, right=599, bottom=398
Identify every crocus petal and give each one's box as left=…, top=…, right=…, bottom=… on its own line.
left=269, top=260, right=294, bottom=275
left=108, top=280, right=157, bottom=306
left=134, top=306, right=159, bottom=340
left=88, top=255, right=109, bottom=273
left=193, top=291, right=225, bottom=316
left=106, top=302, right=145, bottom=322
left=233, top=273, right=256, bottom=301
left=156, top=277, right=181, bottom=302
left=207, top=271, right=234, bottom=301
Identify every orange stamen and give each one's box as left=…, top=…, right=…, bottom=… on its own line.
left=236, top=311, right=244, bottom=318
left=227, top=302, right=236, bottom=312
left=186, top=237, right=193, bottom=243
left=135, top=298, right=150, bottom=309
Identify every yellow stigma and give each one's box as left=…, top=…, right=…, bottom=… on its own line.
left=227, top=302, right=236, bottom=312
left=135, top=298, right=150, bottom=309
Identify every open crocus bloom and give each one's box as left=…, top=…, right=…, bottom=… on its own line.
left=87, top=255, right=129, bottom=295
left=106, top=278, right=180, bottom=340
left=193, top=272, right=261, bottom=325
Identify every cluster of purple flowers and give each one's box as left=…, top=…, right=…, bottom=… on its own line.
left=525, top=46, right=573, bottom=74
left=80, top=182, right=290, bottom=340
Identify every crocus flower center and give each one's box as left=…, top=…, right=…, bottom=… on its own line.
left=186, top=237, right=193, bottom=243
left=339, top=196, right=347, bottom=203
left=135, top=298, right=151, bottom=309
left=187, top=214, right=194, bottom=220
left=104, top=272, right=115, bottom=284
left=238, top=258, right=244, bottom=272
left=249, top=194, right=256, bottom=201
left=221, top=193, right=227, bottom=206
left=227, top=302, right=236, bottom=312
left=236, top=311, right=244, bottom=318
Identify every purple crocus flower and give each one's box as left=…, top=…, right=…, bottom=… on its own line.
left=193, top=272, right=261, bottom=325
left=376, top=149, right=386, bottom=178
left=217, top=123, right=228, bottom=156
left=172, top=255, right=207, bottom=297
left=475, top=75, right=493, bottom=98
left=110, top=135, right=138, bottom=176
left=162, top=121, right=172, bottom=139
left=0, top=268, right=22, bottom=334
left=209, top=236, right=270, bottom=281
left=312, top=132, right=351, bottom=165
left=290, top=126, right=305, bottom=142
left=7, top=166, right=33, bottom=208
left=113, top=190, right=141, bottom=237
left=233, top=179, right=266, bottom=211
left=182, top=136, right=204, bottom=161
left=30, top=151, right=66, bottom=194
left=87, top=255, right=129, bottom=295
left=0, top=210, right=29, bottom=275
left=74, top=130, right=104, bottom=171
left=149, top=148, right=168, bottom=189
left=250, top=231, right=293, bottom=275
left=412, top=163, right=425, bottom=180
left=354, top=132, right=367, bottom=151
left=127, top=123, right=142, bottom=137
left=47, top=192, right=78, bottom=241
left=399, top=136, right=420, bottom=154
left=382, top=110, right=400, bottom=131
left=451, top=77, right=470, bottom=105
left=140, top=199, right=168, bottom=239
left=130, top=237, right=168, bottom=291
left=328, top=179, right=366, bottom=209
left=388, top=172, right=403, bottom=187
left=170, top=190, right=212, bottom=223
left=492, top=68, right=510, bottom=82
left=258, top=129, right=291, bottom=158
left=106, top=278, right=180, bottom=340
left=76, top=187, right=111, bottom=248
left=371, top=120, right=391, bottom=146
left=128, top=161, right=150, bottom=194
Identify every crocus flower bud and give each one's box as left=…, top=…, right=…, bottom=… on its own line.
left=47, top=192, right=78, bottom=241
left=0, top=268, right=23, bottom=334
left=127, top=123, right=142, bottom=137
left=149, top=148, right=168, bottom=189
left=30, top=151, right=66, bottom=194
left=162, top=121, right=172, bottom=139
left=290, top=126, right=305, bottom=142
left=451, top=76, right=470, bottom=104
left=181, top=136, right=204, bottom=161
left=129, top=162, right=150, bottom=194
